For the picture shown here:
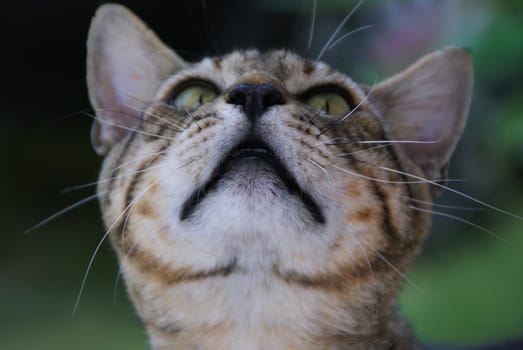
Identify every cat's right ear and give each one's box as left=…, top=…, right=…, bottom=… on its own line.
left=87, top=4, right=185, bottom=155
left=368, top=47, right=473, bottom=185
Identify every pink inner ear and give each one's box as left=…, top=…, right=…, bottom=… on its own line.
left=395, top=93, right=463, bottom=175
left=86, top=4, right=185, bottom=155
left=374, top=47, right=473, bottom=180
left=89, top=58, right=148, bottom=155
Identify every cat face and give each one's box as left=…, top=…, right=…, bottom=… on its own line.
left=87, top=4, right=472, bottom=349
left=99, top=47, right=409, bottom=286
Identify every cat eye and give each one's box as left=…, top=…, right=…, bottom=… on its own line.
left=168, top=82, right=218, bottom=110
left=303, top=88, right=352, bottom=116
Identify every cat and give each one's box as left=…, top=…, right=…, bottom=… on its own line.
left=86, top=4, right=473, bottom=349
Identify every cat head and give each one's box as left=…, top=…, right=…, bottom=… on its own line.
left=86, top=4, right=472, bottom=345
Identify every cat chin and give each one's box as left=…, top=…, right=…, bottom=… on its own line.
left=174, top=190, right=327, bottom=254
left=179, top=158, right=324, bottom=222
left=180, top=179, right=320, bottom=233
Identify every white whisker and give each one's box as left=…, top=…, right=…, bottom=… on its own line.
left=332, top=145, right=389, bottom=156
left=316, top=0, right=366, bottom=61
left=409, top=205, right=506, bottom=241
left=338, top=81, right=375, bottom=122
left=374, top=250, right=423, bottom=293
left=379, top=166, right=523, bottom=220
left=328, top=24, right=374, bottom=50
left=62, top=164, right=167, bottom=194
left=124, top=103, right=184, bottom=131
left=354, top=236, right=379, bottom=312
left=331, top=163, right=431, bottom=185
left=112, top=267, right=124, bottom=304
left=73, top=179, right=162, bottom=314
left=87, top=111, right=175, bottom=141
left=61, top=151, right=169, bottom=194
left=407, top=197, right=484, bottom=212
left=313, top=137, right=351, bottom=147
left=25, top=192, right=103, bottom=234
left=355, top=140, right=439, bottom=145
left=308, top=0, right=317, bottom=50
left=305, top=158, right=336, bottom=191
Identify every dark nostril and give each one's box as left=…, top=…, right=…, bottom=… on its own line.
left=228, top=87, right=247, bottom=106
left=263, top=88, right=283, bottom=108
left=227, top=83, right=284, bottom=120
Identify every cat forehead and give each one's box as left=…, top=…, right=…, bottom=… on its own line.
left=212, top=50, right=317, bottom=77
left=159, top=49, right=360, bottom=94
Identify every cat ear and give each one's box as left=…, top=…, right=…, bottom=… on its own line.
left=87, top=4, right=185, bottom=155
left=370, top=46, right=473, bottom=182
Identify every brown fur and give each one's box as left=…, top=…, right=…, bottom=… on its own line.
left=87, top=4, right=473, bottom=349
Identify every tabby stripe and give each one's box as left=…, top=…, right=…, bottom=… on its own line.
left=302, top=60, right=315, bottom=76
left=369, top=181, right=400, bottom=242
left=118, top=146, right=168, bottom=240
left=381, top=143, right=419, bottom=223
left=274, top=265, right=363, bottom=291
left=273, top=251, right=395, bottom=292
left=344, top=147, right=401, bottom=243
left=212, top=56, right=223, bottom=71
left=123, top=242, right=239, bottom=285
left=147, top=322, right=181, bottom=338
left=141, top=114, right=171, bottom=143
left=112, top=210, right=239, bottom=285
left=104, top=131, right=138, bottom=208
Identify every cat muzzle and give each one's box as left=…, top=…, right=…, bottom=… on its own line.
left=180, top=135, right=325, bottom=224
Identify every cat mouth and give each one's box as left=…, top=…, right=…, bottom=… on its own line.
left=180, top=136, right=325, bottom=224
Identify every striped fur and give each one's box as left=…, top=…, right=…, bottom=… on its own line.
left=88, top=4, right=472, bottom=349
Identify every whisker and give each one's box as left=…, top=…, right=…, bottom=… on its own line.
left=85, top=111, right=175, bottom=141
left=316, top=0, right=366, bottom=61
left=24, top=192, right=103, bottom=234
left=102, top=152, right=194, bottom=192
left=126, top=94, right=190, bottom=126
left=338, top=81, right=375, bottom=122
left=332, top=145, right=390, bottom=156
left=73, top=179, right=161, bottom=314
left=333, top=156, right=466, bottom=184
left=374, top=249, right=423, bottom=293
left=354, top=140, right=439, bottom=145
left=60, top=181, right=102, bottom=194
left=305, top=158, right=336, bottom=191
left=62, top=149, right=170, bottom=194
left=327, top=24, right=374, bottom=50
left=409, top=205, right=506, bottom=241
left=354, top=236, right=379, bottom=312
left=61, top=162, right=168, bottom=194
left=407, top=197, right=485, bottom=212
left=55, top=108, right=99, bottom=124
left=317, top=139, right=439, bottom=148
left=312, top=136, right=351, bottom=147
left=308, top=0, right=317, bottom=50
left=330, top=163, right=435, bottom=185
left=91, top=104, right=181, bottom=132
left=124, top=103, right=184, bottom=131
left=177, top=156, right=198, bottom=169
left=317, top=80, right=376, bottom=136
left=352, top=237, right=424, bottom=293
left=379, top=166, right=523, bottom=220
left=112, top=268, right=123, bottom=304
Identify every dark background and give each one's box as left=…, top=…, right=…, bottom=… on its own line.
left=2, top=1, right=522, bottom=349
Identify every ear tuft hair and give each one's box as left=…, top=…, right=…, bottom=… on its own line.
left=87, top=4, right=185, bottom=155
left=371, top=46, right=473, bottom=183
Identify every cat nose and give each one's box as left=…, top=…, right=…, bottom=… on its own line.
left=227, top=83, right=284, bottom=121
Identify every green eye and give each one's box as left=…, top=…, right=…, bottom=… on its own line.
left=170, top=83, right=218, bottom=110
left=305, top=92, right=351, bottom=116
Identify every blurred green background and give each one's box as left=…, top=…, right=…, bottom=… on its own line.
left=1, top=0, right=522, bottom=349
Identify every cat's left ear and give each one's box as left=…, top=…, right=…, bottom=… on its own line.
left=369, top=46, right=473, bottom=184
left=87, top=4, right=186, bottom=155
